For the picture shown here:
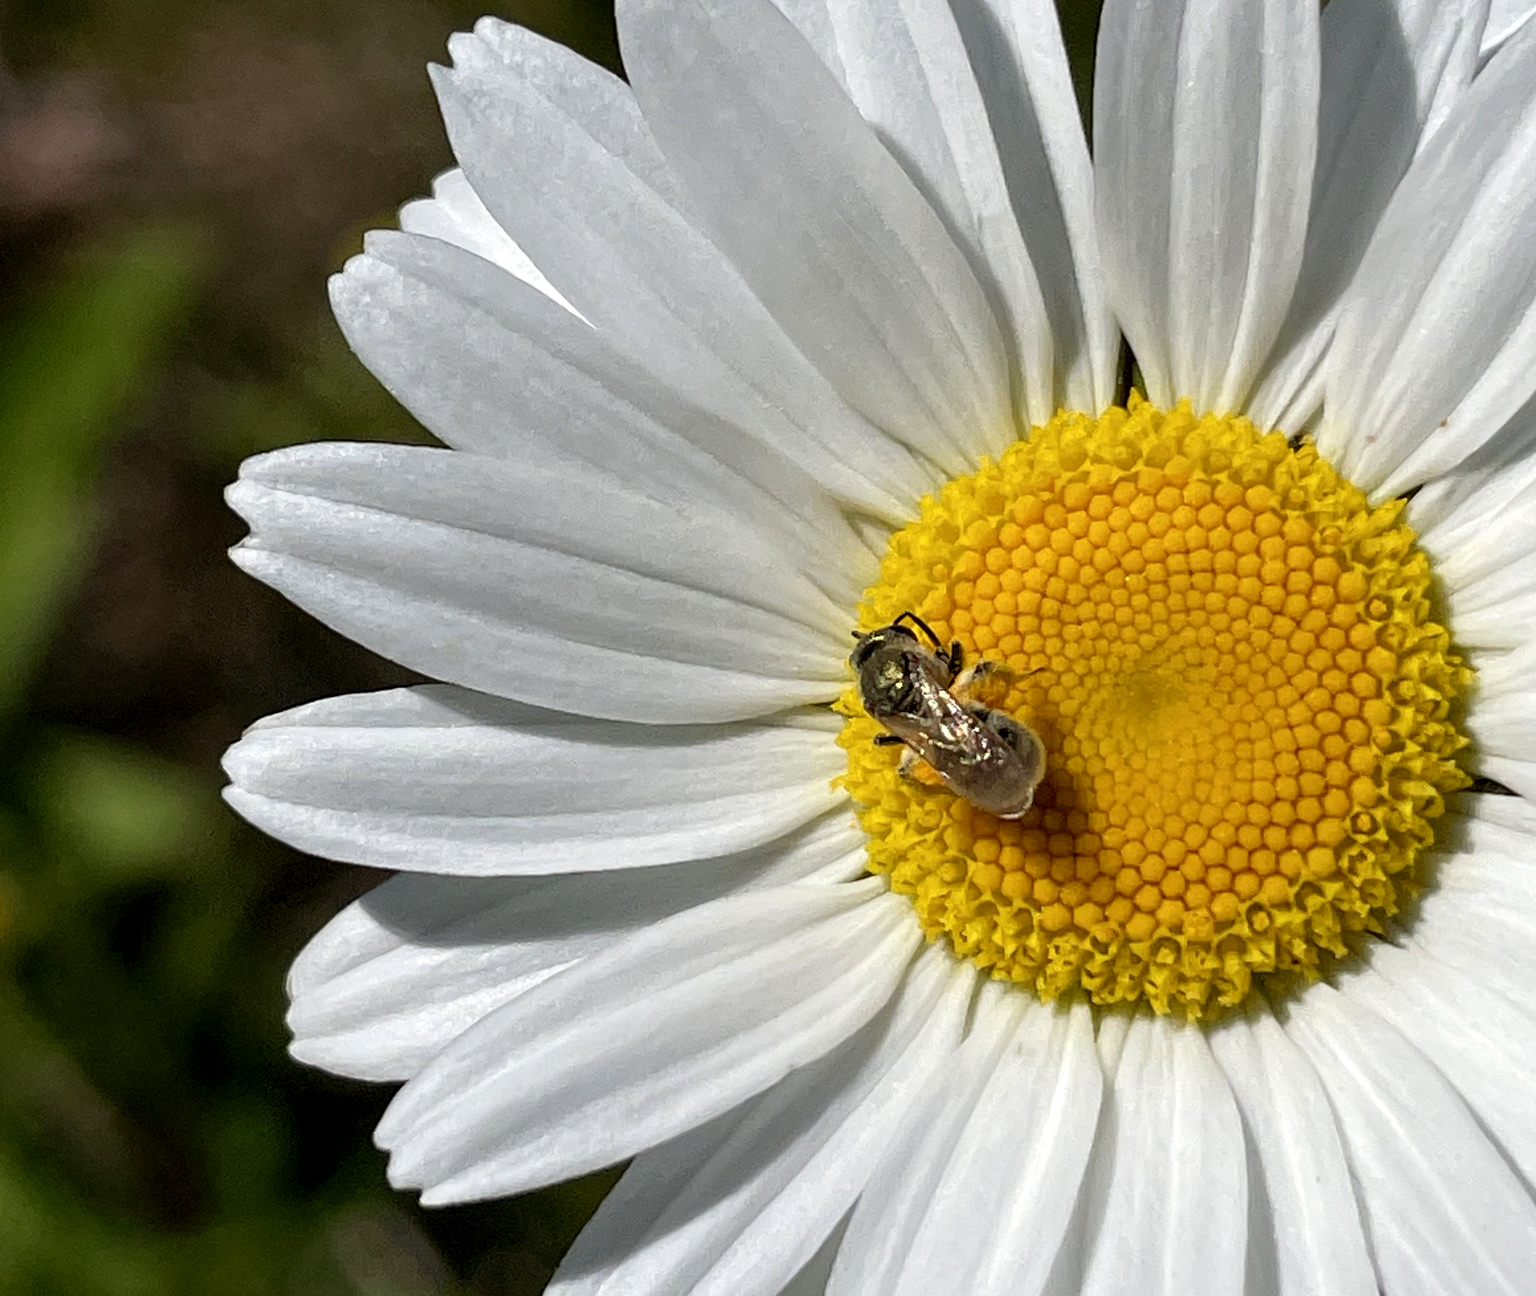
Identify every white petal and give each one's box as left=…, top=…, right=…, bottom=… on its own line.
left=1389, top=795, right=1536, bottom=1013
left=1463, top=642, right=1536, bottom=800
left=766, top=0, right=1055, bottom=425
left=1319, top=20, right=1536, bottom=497
left=285, top=811, right=868, bottom=1081
left=1453, top=787, right=1536, bottom=834
left=224, top=685, right=845, bottom=875
left=617, top=0, right=1014, bottom=475
left=1484, top=1, right=1536, bottom=56
left=1208, top=1010, right=1377, bottom=1296
left=1406, top=393, right=1536, bottom=533
left=1284, top=984, right=1536, bottom=1296
left=1410, top=437, right=1536, bottom=648
left=826, top=981, right=1019, bottom=1296
left=1404, top=896, right=1536, bottom=1033
left=1339, top=948, right=1536, bottom=1188
left=451, top=17, right=679, bottom=195
left=397, top=167, right=577, bottom=313
left=227, top=443, right=848, bottom=724
left=429, top=22, right=933, bottom=518
left=1079, top=1016, right=1247, bottom=1296
left=1248, top=0, right=1488, bottom=431
left=1433, top=564, right=1536, bottom=654
left=550, top=947, right=972, bottom=1296
left=829, top=990, right=1101, bottom=1296
left=777, top=1228, right=841, bottom=1296
left=376, top=881, right=922, bottom=1203
left=1090, top=1009, right=1133, bottom=1074
left=1095, top=0, right=1319, bottom=415
left=947, top=0, right=1119, bottom=414
left=331, top=229, right=872, bottom=588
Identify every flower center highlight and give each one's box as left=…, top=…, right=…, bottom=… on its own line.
left=839, top=399, right=1472, bottom=1019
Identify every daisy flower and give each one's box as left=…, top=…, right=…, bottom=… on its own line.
left=224, top=0, right=1536, bottom=1291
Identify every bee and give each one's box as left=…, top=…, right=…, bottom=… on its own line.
left=850, top=612, right=1045, bottom=819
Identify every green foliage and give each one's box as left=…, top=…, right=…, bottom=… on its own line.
left=0, top=222, right=210, bottom=718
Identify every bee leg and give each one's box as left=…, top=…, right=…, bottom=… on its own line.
left=953, top=658, right=997, bottom=698
left=875, top=734, right=921, bottom=779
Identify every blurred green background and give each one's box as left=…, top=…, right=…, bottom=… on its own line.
left=0, top=2, right=1101, bottom=1292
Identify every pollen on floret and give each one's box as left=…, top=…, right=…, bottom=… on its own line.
left=838, top=398, right=1472, bottom=1020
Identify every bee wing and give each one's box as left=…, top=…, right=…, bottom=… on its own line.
left=878, top=683, right=1046, bottom=818
left=878, top=679, right=1013, bottom=773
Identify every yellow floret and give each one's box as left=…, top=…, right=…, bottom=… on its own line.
left=839, top=398, right=1471, bottom=1020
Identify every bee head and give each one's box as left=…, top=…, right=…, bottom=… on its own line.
left=849, top=622, right=918, bottom=670
left=851, top=624, right=928, bottom=717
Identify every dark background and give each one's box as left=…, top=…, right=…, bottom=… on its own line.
left=0, top=2, right=1101, bottom=1292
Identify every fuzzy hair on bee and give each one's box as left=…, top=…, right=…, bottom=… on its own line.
left=850, top=612, right=1045, bottom=819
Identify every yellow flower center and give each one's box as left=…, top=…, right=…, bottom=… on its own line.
left=839, top=399, right=1472, bottom=1020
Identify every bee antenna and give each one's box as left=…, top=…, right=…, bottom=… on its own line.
left=892, top=610, right=943, bottom=650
